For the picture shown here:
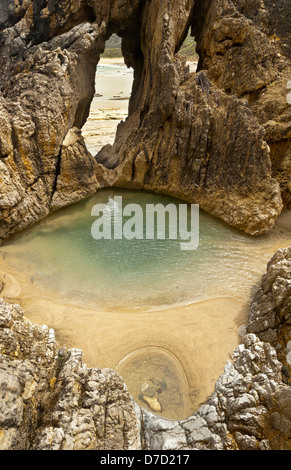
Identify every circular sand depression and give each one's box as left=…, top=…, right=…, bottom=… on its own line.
left=116, top=347, right=193, bottom=420
left=1, top=190, right=291, bottom=420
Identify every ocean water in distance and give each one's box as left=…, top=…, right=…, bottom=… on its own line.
left=81, top=61, right=134, bottom=155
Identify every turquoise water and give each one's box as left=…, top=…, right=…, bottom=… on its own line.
left=2, top=189, right=291, bottom=310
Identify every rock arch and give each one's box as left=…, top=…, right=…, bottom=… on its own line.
left=0, top=0, right=290, bottom=243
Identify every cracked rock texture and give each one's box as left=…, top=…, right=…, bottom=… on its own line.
left=0, top=300, right=141, bottom=450
left=0, top=0, right=290, bottom=243
left=248, top=247, right=291, bottom=363
left=0, top=247, right=290, bottom=450
left=0, top=0, right=290, bottom=451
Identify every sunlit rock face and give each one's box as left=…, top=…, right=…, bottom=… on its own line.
left=0, top=0, right=290, bottom=243
left=0, top=2, right=291, bottom=451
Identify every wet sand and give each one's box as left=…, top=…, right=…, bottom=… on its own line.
left=1, top=202, right=290, bottom=419
left=81, top=59, right=133, bottom=155
left=0, top=253, right=247, bottom=418
left=1, top=57, right=289, bottom=419
left=81, top=59, right=197, bottom=155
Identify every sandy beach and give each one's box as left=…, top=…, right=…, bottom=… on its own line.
left=0, top=208, right=290, bottom=418
left=99, top=57, right=126, bottom=65
left=81, top=58, right=197, bottom=155
left=0, top=174, right=290, bottom=419
left=0, top=253, right=247, bottom=419
left=1, top=56, right=290, bottom=420
left=81, top=59, right=133, bottom=155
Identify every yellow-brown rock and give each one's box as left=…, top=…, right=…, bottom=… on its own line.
left=0, top=0, right=290, bottom=243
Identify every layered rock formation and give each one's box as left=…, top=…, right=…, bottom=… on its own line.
left=248, top=246, right=291, bottom=363
left=0, top=0, right=290, bottom=243
left=0, top=246, right=290, bottom=450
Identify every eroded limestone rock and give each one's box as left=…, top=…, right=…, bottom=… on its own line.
left=142, top=247, right=291, bottom=451
left=0, top=0, right=290, bottom=243
left=0, top=1, right=290, bottom=449
left=0, top=247, right=290, bottom=450
left=248, top=247, right=291, bottom=370
left=0, top=299, right=141, bottom=450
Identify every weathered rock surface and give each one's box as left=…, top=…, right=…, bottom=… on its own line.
left=0, top=247, right=290, bottom=450
left=0, top=0, right=290, bottom=243
left=0, top=300, right=141, bottom=450
left=248, top=247, right=291, bottom=363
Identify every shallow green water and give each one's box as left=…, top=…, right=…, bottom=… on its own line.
left=2, top=189, right=291, bottom=310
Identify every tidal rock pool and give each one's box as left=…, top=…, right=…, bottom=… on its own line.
left=116, top=347, right=193, bottom=420
left=1, top=189, right=290, bottom=419
left=2, top=189, right=290, bottom=310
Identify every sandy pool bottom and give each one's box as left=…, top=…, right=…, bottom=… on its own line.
left=0, top=265, right=246, bottom=420
left=0, top=205, right=290, bottom=421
